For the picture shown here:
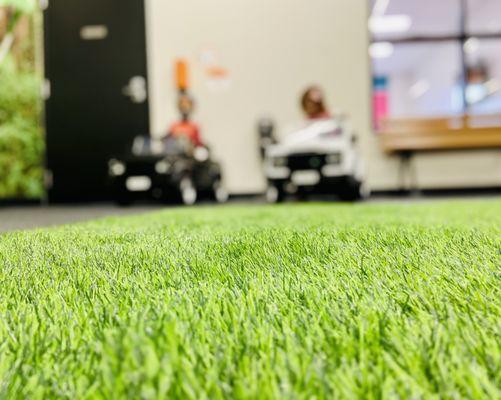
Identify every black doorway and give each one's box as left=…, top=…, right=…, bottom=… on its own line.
left=44, top=0, right=150, bottom=202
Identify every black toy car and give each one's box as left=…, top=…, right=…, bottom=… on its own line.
left=109, top=136, right=228, bottom=205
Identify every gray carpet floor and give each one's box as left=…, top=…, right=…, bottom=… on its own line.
left=0, top=205, right=163, bottom=233
left=1, top=195, right=499, bottom=233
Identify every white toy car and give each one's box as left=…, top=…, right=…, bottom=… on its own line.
left=264, top=118, right=369, bottom=202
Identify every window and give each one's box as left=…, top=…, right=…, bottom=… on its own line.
left=373, top=42, right=463, bottom=120
left=467, top=0, right=501, bottom=35
left=465, top=39, right=501, bottom=121
left=371, top=0, right=501, bottom=130
left=371, top=0, right=461, bottom=42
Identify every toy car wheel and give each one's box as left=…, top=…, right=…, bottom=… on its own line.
left=338, top=178, right=367, bottom=202
left=113, top=186, right=133, bottom=207
left=213, top=180, right=229, bottom=203
left=296, top=188, right=309, bottom=202
left=180, top=177, right=198, bottom=206
left=116, top=196, right=133, bottom=207
left=360, top=182, right=371, bottom=200
left=266, top=183, right=284, bottom=203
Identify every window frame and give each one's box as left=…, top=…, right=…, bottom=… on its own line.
left=370, top=0, right=501, bottom=121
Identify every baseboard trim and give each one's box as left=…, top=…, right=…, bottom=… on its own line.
left=0, top=198, right=44, bottom=207
left=1, top=186, right=499, bottom=206
left=371, top=186, right=501, bottom=197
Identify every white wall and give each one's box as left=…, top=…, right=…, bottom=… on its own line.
left=146, top=0, right=501, bottom=193
left=146, top=0, right=372, bottom=194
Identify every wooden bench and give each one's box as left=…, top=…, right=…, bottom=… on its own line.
left=377, top=115, right=501, bottom=191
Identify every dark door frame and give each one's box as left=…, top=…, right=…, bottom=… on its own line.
left=43, top=0, right=150, bottom=203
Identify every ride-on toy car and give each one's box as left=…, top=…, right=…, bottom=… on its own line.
left=263, top=118, right=369, bottom=202
left=109, top=136, right=228, bottom=205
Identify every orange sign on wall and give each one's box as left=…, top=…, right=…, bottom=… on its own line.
left=175, top=59, right=190, bottom=91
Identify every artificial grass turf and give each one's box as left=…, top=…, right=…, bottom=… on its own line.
left=0, top=201, right=500, bottom=399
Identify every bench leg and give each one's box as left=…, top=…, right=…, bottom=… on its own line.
left=398, top=151, right=420, bottom=195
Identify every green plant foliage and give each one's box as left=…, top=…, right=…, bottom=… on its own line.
left=0, top=57, right=43, bottom=198
left=0, top=115, right=43, bottom=198
left=0, top=0, right=36, bottom=14
left=0, top=202, right=499, bottom=399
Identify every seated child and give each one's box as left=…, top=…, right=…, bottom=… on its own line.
left=301, top=86, right=332, bottom=120
left=168, top=93, right=203, bottom=147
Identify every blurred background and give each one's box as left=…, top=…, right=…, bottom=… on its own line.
left=0, top=0, right=500, bottom=205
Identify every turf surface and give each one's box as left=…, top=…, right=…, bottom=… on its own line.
left=0, top=201, right=500, bottom=399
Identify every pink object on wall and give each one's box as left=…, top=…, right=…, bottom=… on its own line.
left=373, top=77, right=389, bottom=130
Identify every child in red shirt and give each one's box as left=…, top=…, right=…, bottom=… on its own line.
left=169, top=93, right=203, bottom=147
